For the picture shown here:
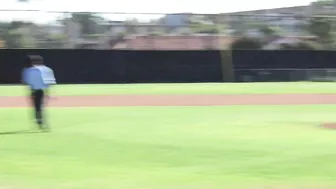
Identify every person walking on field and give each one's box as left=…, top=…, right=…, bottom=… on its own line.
left=22, top=55, right=56, bottom=131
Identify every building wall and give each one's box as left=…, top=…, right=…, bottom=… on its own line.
left=164, top=14, right=189, bottom=27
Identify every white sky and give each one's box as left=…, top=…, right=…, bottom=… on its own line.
left=1, top=0, right=314, bottom=23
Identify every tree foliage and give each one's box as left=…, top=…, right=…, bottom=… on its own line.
left=308, top=18, right=331, bottom=37
left=4, top=30, right=23, bottom=48
left=278, top=40, right=323, bottom=50
left=307, top=17, right=334, bottom=48
left=124, top=19, right=139, bottom=35
left=65, top=12, right=107, bottom=35
left=258, top=25, right=282, bottom=37
left=0, top=21, right=28, bottom=48
left=189, top=23, right=224, bottom=34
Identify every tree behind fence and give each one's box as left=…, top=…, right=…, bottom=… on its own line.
left=0, top=8, right=336, bottom=50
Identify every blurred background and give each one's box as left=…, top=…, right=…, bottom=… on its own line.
left=0, top=0, right=335, bottom=50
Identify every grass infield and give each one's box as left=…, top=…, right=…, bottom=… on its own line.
left=0, top=105, right=336, bottom=188
left=1, top=82, right=336, bottom=96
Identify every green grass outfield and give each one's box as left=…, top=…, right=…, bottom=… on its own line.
left=1, top=82, right=336, bottom=96
left=1, top=105, right=336, bottom=189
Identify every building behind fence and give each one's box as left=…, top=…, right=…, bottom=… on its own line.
left=1, top=2, right=336, bottom=50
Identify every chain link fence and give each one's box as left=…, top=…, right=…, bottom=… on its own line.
left=0, top=8, right=335, bottom=49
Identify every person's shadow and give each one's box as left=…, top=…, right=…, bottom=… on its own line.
left=0, top=130, right=45, bottom=135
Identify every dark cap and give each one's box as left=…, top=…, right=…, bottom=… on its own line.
left=28, top=55, right=43, bottom=64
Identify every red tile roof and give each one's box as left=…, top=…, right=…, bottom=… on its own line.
left=112, top=35, right=317, bottom=50
left=119, top=35, right=236, bottom=50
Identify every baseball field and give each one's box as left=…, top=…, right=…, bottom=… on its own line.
left=1, top=82, right=336, bottom=189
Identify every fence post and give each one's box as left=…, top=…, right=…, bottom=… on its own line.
left=220, top=50, right=235, bottom=82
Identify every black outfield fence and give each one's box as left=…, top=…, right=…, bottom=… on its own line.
left=233, top=50, right=336, bottom=69
left=0, top=49, right=336, bottom=84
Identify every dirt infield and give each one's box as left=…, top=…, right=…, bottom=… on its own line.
left=1, top=94, right=336, bottom=107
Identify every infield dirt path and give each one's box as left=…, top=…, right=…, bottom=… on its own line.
left=1, top=94, right=336, bottom=107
